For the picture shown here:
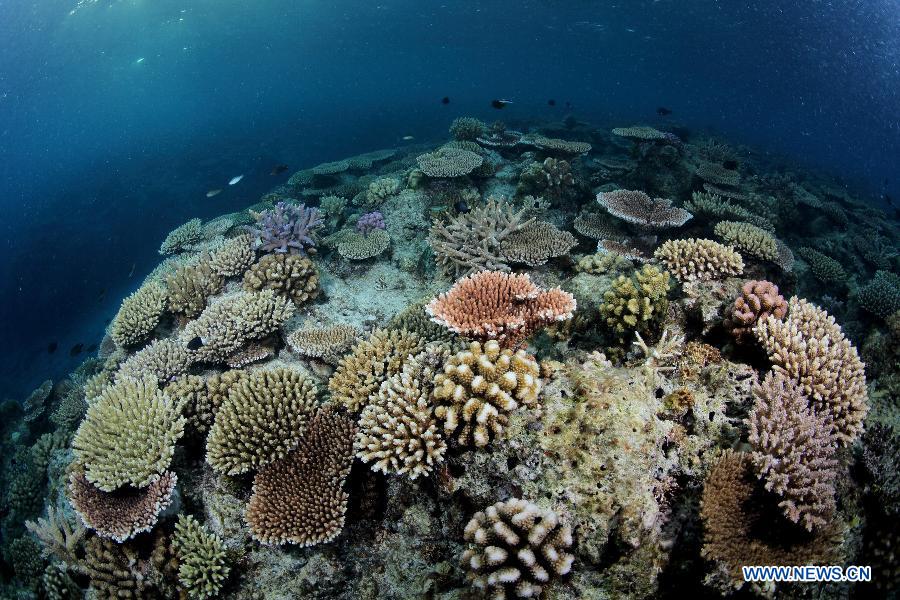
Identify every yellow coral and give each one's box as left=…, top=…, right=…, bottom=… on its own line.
left=599, top=265, right=670, bottom=340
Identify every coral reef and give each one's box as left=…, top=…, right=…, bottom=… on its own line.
left=166, top=257, right=224, bottom=318
left=160, top=218, right=203, bottom=255
left=713, top=220, right=779, bottom=262
left=725, top=279, right=787, bottom=340
left=857, top=270, right=900, bottom=318
left=599, top=264, right=670, bottom=340
left=207, top=233, right=256, bottom=278
left=450, top=117, right=486, bottom=141
left=117, top=338, right=193, bottom=385
left=796, top=246, right=847, bottom=283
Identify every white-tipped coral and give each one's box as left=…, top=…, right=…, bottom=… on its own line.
left=461, top=498, right=574, bottom=599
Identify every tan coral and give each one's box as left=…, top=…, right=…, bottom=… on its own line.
left=208, top=234, right=256, bottom=277
left=166, top=257, right=225, bottom=318
left=159, top=218, right=202, bottom=255
left=653, top=238, right=744, bottom=282
left=426, top=271, right=576, bottom=349
left=245, top=407, right=356, bottom=546
left=116, top=338, right=193, bottom=385
left=287, top=323, right=360, bottom=363
left=713, top=220, right=779, bottom=262
left=110, top=282, right=168, bottom=348
left=243, top=253, right=320, bottom=305
left=500, top=221, right=577, bottom=267
left=433, top=340, right=541, bottom=447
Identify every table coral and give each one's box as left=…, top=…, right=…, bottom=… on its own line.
left=597, top=189, right=692, bottom=229
left=416, top=147, right=484, bottom=177
left=500, top=220, right=577, bottom=267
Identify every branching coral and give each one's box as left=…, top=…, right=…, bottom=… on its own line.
left=518, top=158, right=575, bottom=200
left=250, top=201, right=323, bottom=255
left=433, top=340, right=540, bottom=447
left=208, top=233, right=255, bottom=278
left=596, top=189, right=692, bottom=229
left=180, top=290, right=295, bottom=363
left=653, top=238, right=744, bottom=282
left=364, top=178, right=400, bottom=207
left=68, top=470, right=177, bottom=542
left=747, top=373, right=838, bottom=531
left=166, top=370, right=248, bottom=438
left=599, top=265, right=670, bottom=340
left=328, top=328, right=425, bottom=412
left=417, top=147, right=484, bottom=177
left=428, top=196, right=533, bottom=276
left=25, top=501, right=86, bottom=565
left=426, top=271, right=575, bottom=349
left=245, top=407, right=356, bottom=546
left=160, top=218, right=202, bottom=255
left=713, top=220, right=779, bottom=262
left=725, top=280, right=787, bottom=341
left=243, top=253, right=319, bottom=305
left=110, top=282, right=168, bottom=348
left=500, top=220, right=577, bottom=266
left=172, top=515, right=231, bottom=600
left=166, top=257, right=225, bottom=318
left=753, top=297, right=868, bottom=445
left=355, top=346, right=449, bottom=479
left=796, top=247, right=847, bottom=283
left=857, top=270, right=900, bottom=318
left=287, top=323, right=360, bottom=363
left=450, top=117, right=486, bottom=141
left=461, top=498, right=574, bottom=599
left=206, top=368, right=320, bottom=475
left=117, top=338, right=193, bottom=385
left=72, top=376, right=185, bottom=491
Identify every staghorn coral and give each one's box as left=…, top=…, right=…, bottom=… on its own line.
left=725, top=279, right=787, bottom=341
left=450, top=117, right=486, bottom=141
left=25, top=501, right=86, bottom=565
left=172, top=514, right=231, bottom=600
left=287, top=323, right=360, bottom=363
left=243, top=253, right=319, bottom=305
left=166, top=257, right=224, bottom=318
left=250, top=201, right=323, bottom=255
left=180, top=290, right=295, bottom=363
left=110, top=282, right=168, bottom=348
left=857, top=270, right=900, bottom=318
left=428, top=196, right=533, bottom=276
left=328, top=328, right=425, bottom=412
left=599, top=264, right=670, bottom=341
left=713, top=220, right=779, bottom=262
left=206, top=368, right=320, bottom=475
left=336, top=228, right=391, bottom=260
left=68, top=470, right=177, bottom=542
left=245, top=407, right=356, bottom=546
left=700, top=451, right=842, bottom=590
left=754, top=296, right=868, bottom=445
left=355, top=346, right=449, bottom=479
left=72, top=376, right=185, bottom=491
left=653, top=238, right=744, bottom=282
left=747, top=372, right=838, bottom=531
left=460, top=498, right=574, bottom=599
left=427, top=270, right=575, bottom=349
left=433, top=340, right=541, bottom=447
left=596, top=189, right=692, bottom=229
left=365, top=178, right=400, bottom=207
left=116, top=338, right=193, bottom=385
left=416, top=147, right=484, bottom=177
left=207, top=233, right=255, bottom=277
left=159, top=218, right=202, bottom=255
left=796, top=247, right=847, bottom=283
left=500, top=220, right=577, bottom=266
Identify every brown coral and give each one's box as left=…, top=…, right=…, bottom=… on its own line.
left=596, top=189, right=692, bottom=229
left=725, top=279, right=787, bottom=341
left=500, top=220, right=577, bottom=266
left=166, top=257, right=224, bottom=318
left=426, top=271, right=576, bottom=349
left=245, top=407, right=356, bottom=546
left=243, top=253, right=319, bottom=306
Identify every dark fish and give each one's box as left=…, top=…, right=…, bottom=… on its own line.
left=128, top=263, right=136, bottom=278
left=548, top=99, right=556, bottom=106
left=270, top=164, right=289, bottom=175
left=491, top=99, right=512, bottom=109
left=722, top=159, right=739, bottom=170
left=657, top=106, right=672, bottom=116
left=565, top=101, right=572, bottom=108
left=186, top=336, right=204, bottom=351
left=98, top=288, right=106, bottom=302
left=454, top=200, right=470, bottom=214
left=441, top=96, right=450, bottom=105
left=69, top=343, right=84, bottom=357
left=86, top=344, right=98, bottom=353
left=47, top=342, right=58, bottom=354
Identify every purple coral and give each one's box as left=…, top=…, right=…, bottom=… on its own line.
left=251, top=201, right=323, bottom=255
left=355, top=211, right=386, bottom=236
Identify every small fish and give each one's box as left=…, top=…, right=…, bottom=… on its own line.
left=98, top=288, right=106, bottom=302
left=656, top=106, right=672, bottom=116
left=69, top=343, right=84, bottom=357
left=270, top=164, right=288, bottom=175
left=228, top=175, right=243, bottom=186
left=128, top=263, right=136, bottom=278
left=47, top=342, right=58, bottom=354
left=548, top=99, right=556, bottom=106
left=491, top=99, right=513, bottom=109
left=86, top=344, right=98, bottom=353
left=402, top=135, right=415, bottom=141
left=454, top=200, right=470, bottom=214
left=135, top=57, right=145, bottom=64
left=206, top=189, right=222, bottom=198
left=441, top=96, right=450, bottom=105
left=186, top=336, right=204, bottom=351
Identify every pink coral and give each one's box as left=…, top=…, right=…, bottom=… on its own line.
left=726, top=280, right=788, bottom=341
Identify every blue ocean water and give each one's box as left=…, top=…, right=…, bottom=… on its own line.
left=1, top=1, right=898, bottom=403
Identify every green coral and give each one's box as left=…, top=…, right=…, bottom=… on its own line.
left=72, top=377, right=185, bottom=491
left=797, top=247, right=847, bottom=283
left=449, top=116, right=485, bottom=141
left=858, top=270, right=900, bottom=319
left=109, top=282, right=168, bottom=348
left=172, top=515, right=231, bottom=600
left=599, top=265, right=670, bottom=342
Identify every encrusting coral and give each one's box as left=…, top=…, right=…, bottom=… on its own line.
left=172, top=514, right=231, bottom=600
left=243, top=252, right=320, bottom=305
left=599, top=264, right=670, bottom=341
left=725, top=279, right=787, bottom=341
left=72, top=376, right=185, bottom=491
left=206, top=368, right=321, bottom=475
left=426, top=270, right=576, bottom=349
left=433, top=340, right=541, bottom=447
left=110, top=281, right=168, bottom=348
left=461, top=498, right=574, bottom=599
left=653, top=238, right=744, bottom=282
left=245, top=407, right=356, bottom=546
left=355, top=345, right=449, bottom=479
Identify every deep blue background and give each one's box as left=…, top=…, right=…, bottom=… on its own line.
left=1, top=0, right=898, bottom=399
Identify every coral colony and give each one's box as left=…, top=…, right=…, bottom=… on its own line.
left=2, top=116, right=898, bottom=599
